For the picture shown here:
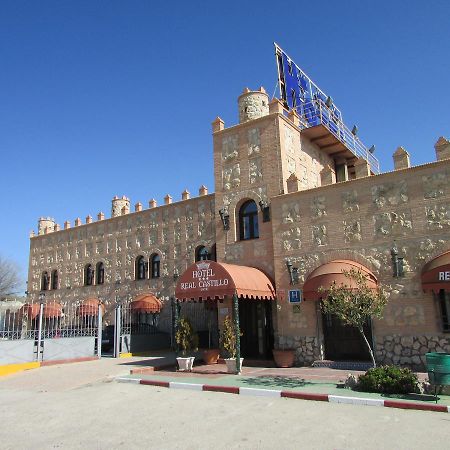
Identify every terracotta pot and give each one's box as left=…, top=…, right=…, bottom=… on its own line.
left=273, top=349, right=295, bottom=368
left=225, top=358, right=244, bottom=374
left=176, top=356, right=195, bottom=371
left=203, top=348, right=220, bottom=365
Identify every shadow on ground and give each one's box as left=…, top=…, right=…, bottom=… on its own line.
left=240, top=376, right=315, bottom=389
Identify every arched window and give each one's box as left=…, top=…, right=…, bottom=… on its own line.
left=85, top=264, right=94, bottom=286
left=239, top=200, right=259, bottom=240
left=51, top=270, right=58, bottom=290
left=135, top=256, right=147, bottom=280
left=96, top=262, right=105, bottom=285
left=41, top=272, right=50, bottom=291
left=195, top=246, right=210, bottom=262
left=150, top=254, right=160, bottom=279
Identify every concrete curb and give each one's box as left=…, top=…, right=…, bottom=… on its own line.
left=118, top=376, right=450, bottom=414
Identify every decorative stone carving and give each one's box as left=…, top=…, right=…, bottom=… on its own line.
left=222, top=135, right=238, bottom=161
left=423, top=172, right=447, bottom=198
left=372, top=181, right=408, bottom=208
left=247, top=128, right=260, bottom=155
left=284, top=124, right=295, bottom=155
left=312, top=224, right=328, bottom=246
left=174, top=223, right=182, bottom=242
left=185, top=222, right=194, bottom=241
left=311, top=196, right=326, bottom=218
left=185, top=205, right=193, bottom=221
left=282, top=227, right=301, bottom=251
left=249, top=157, right=263, bottom=184
left=223, top=164, right=241, bottom=190
left=149, top=230, right=158, bottom=246
left=287, top=156, right=296, bottom=174
left=374, top=211, right=412, bottom=236
left=342, top=190, right=359, bottom=212
left=425, top=204, right=450, bottom=229
left=282, top=202, right=301, bottom=223
left=385, top=305, right=425, bottom=327
left=343, top=220, right=362, bottom=242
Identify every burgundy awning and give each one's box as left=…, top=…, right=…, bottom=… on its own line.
left=77, top=298, right=105, bottom=316
left=18, top=303, right=40, bottom=319
left=175, top=260, right=275, bottom=301
left=43, top=302, right=63, bottom=318
left=131, top=294, right=162, bottom=313
left=422, top=250, right=450, bottom=293
left=303, top=260, right=378, bottom=301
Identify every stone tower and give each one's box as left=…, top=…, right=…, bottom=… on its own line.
left=238, top=87, right=269, bottom=123
left=37, top=217, right=56, bottom=235
left=111, top=196, right=130, bottom=218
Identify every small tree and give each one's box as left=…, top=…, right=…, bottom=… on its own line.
left=0, top=255, right=21, bottom=299
left=175, top=317, right=199, bottom=356
left=320, top=269, right=388, bottom=367
left=220, top=315, right=241, bottom=358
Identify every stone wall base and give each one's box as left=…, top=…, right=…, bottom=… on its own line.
left=375, top=334, right=450, bottom=371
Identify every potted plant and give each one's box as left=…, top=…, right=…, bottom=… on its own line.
left=273, top=303, right=295, bottom=368
left=175, top=317, right=199, bottom=371
left=220, top=315, right=243, bottom=374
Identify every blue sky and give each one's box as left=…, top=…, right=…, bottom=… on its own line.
left=1, top=0, right=449, bottom=290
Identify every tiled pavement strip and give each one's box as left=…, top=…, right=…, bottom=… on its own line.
left=116, top=363, right=450, bottom=414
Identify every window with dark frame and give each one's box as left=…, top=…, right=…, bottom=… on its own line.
left=151, top=254, right=160, bottom=279
left=239, top=200, right=259, bottom=241
left=41, top=271, right=49, bottom=291
left=135, top=256, right=146, bottom=280
left=51, top=270, right=58, bottom=290
left=438, top=289, right=450, bottom=332
left=96, top=262, right=105, bottom=285
left=85, top=264, right=94, bottom=286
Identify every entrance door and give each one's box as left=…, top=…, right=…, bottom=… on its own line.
left=238, top=300, right=273, bottom=359
left=322, top=313, right=372, bottom=361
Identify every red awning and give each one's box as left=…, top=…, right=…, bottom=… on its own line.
left=175, top=260, right=275, bottom=301
left=422, top=250, right=450, bottom=293
left=303, top=260, right=378, bottom=301
left=77, top=298, right=105, bottom=316
left=43, top=302, right=63, bottom=319
left=131, top=294, right=162, bottom=313
left=18, top=303, right=40, bottom=319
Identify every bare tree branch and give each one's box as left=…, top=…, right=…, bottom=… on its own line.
left=0, top=255, right=21, bottom=298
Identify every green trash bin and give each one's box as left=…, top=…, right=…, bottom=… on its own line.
left=426, top=352, right=450, bottom=402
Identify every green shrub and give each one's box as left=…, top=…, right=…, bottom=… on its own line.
left=175, top=318, right=198, bottom=355
left=356, top=365, right=420, bottom=394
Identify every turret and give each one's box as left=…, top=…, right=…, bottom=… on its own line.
left=238, top=87, right=269, bottom=123
left=111, top=195, right=130, bottom=217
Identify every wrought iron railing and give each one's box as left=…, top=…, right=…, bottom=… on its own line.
left=295, top=100, right=380, bottom=174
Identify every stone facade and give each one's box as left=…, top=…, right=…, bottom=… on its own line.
left=28, top=87, right=450, bottom=368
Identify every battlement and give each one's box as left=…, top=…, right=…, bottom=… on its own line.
left=31, top=185, right=212, bottom=237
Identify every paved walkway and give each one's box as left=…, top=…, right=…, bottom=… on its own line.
left=120, top=360, right=449, bottom=408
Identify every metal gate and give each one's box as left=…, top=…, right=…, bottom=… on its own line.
left=0, top=300, right=102, bottom=365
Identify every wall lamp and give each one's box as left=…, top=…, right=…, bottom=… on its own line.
left=219, top=207, right=230, bottom=231
left=351, top=125, right=358, bottom=136
left=325, top=96, right=333, bottom=108
left=368, top=145, right=376, bottom=154
left=391, top=243, right=404, bottom=277
left=286, top=259, right=299, bottom=285
left=173, top=269, right=179, bottom=281
left=259, top=200, right=271, bottom=222
left=38, top=292, right=45, bottom=303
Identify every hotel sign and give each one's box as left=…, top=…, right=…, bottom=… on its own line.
left=175, top=261, right=235, bottom=300
left=179, top=263, right=231, bottom=291
left=438, top=271, right=450, bottom=281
